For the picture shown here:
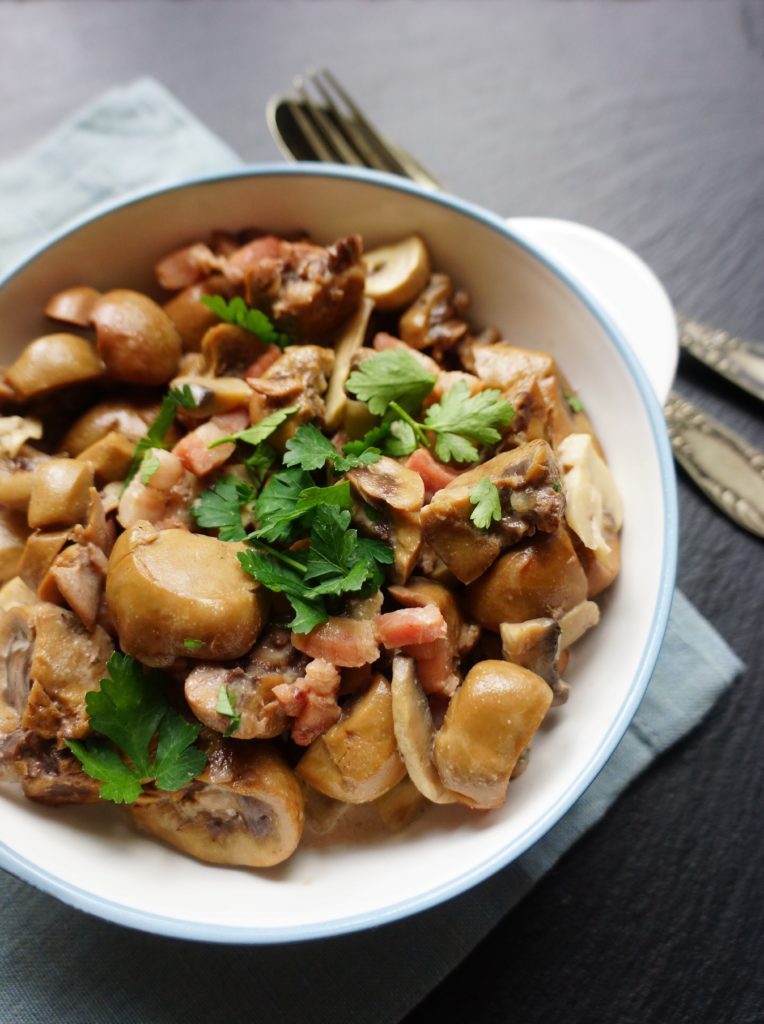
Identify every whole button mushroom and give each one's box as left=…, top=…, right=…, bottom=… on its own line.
left=433, top=660, right=552, bottom=809
left=5, top=334, right=104, bottom=401
left=92, top=290, right=182, bottom=386
left=106, top=522, right=268, bottom=667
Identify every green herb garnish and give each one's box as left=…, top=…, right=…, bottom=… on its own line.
left=423, top=381, right=515, bottom=463
left=192, top=476, right=258, bottom=542
left=215, top=685, right=241, bottom=738
left=208, top=406, right=298, bottom=449
left=66, top=653, right=207, bottom=804
left=200, top=294, right=291, bottom=349
left=565, top=391, right=585, bottom=414
left=283, top=423, right=381, bottom=473
left=122, top=385, right=197, bottom=490
left=345, top=348, right=436, bottom=415
left=183, top=638, right=205, bottom=652
left=469, top=478, right=502, bottom=529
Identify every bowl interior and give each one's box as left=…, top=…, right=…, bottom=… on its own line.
left=0, top=168, right=675, bottom=941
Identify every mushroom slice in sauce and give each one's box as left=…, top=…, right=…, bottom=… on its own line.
left=499, top=617, right=569, bottom=707
left=421, top=439, right=564, bottom=585
left=131, top=737, right=304, bottom=868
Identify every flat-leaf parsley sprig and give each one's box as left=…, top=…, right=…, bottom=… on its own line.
left=66, top=653, right=207, bottom=804
left=200, top=294, right=292, bottom=349
left=123, top=384, right=197, bottom=490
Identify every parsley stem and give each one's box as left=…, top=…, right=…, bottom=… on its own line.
left=388, top=402, right=431, bottom=448
left=246, top=538, right=307, bottom=574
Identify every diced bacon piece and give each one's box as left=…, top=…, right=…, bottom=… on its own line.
left=401, top=637, right=460, bottom=697
left=173, top=406, right=248, bottom=476
left=375, top=606, right=448, bottom=648
left=272, top=658, right=342, bottom=746
left=228, top=235, right=287, bottom=271
left=405, top=448, right=461, bottom=502
left=291, top=617, right=379, bottom=668
left=425, top=370, right=482, bottom=407
left=244, top=344, right=281, bottom=379
left=155, top=243, right=219, bottom=290
left=372, top=332, right=440, bottom=374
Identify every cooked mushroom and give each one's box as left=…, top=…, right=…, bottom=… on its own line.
left=1, top=731, right=101, bottom=805
left=163, top=276, right=236, bottom=352
left=363, top=235, right=431, bottom=311
left=323, top=296, right=373, bottom=431
left=399, top=273, right=469, bottom=352
left=39, top=541, right=109, bottom=630
left=27, top=458, right=93, bottom=529
left=0, top=416, right=42, bottom=458
left=0, top=603, right=36, bottom=732
left=106, top=522, right=269, bottom=667
left=91, top=290, right=182, bottom=385
left=184, top=626, right=306, bottom=739
left=558, top=600, right=600, bottom=650
left=75, top=431, right=136, bottom=484
left=0, top=509, right=30, bottom=585
left=433, top=660, right=552, bottom=809
left=167, top=374, right=252, bottom=420
left=420, top=440, right=564, bottom=585
left=557, top=433, right=623, bottom=558
left=348, top=456, right=424, bottom=583
left=44, top=285, right=101, bottom=327
left=131, top=737, right=304, bottom=868
left=248, top=344, right=334, bottom=440
left=4, top=334, right=104, bottom=401
left=62, top=398, right=163, bottom=455
left=390, top=655, right=456, bottom=804
left=466, top=528, right=588, bottom=631
left=297, top=675, right=406, bottom=803
left=499, top=617, right=569, bottom=706
left=200, top=323, right=277, bottom=378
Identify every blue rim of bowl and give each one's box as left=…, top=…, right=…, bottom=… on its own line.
left=0, top=163, right=678, bottom=943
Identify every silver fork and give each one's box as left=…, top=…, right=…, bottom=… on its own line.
left=267, top=69, right=764, bottom=538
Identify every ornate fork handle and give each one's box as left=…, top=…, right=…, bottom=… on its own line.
left=677, top=315, right=764, bottom=404
left=664, top=390, right=764, bottom=538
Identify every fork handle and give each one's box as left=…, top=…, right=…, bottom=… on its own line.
left=677, top=315, right=764, bottom=404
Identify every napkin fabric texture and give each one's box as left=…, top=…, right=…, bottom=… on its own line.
left=0, top=79, right=744, bottom=1024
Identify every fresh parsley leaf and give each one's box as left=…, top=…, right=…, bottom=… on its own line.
left=65, top=739, right=143, bottom=804
left=385, top=419, right=418, bottom=457
left=140, top=450, right=161, bottom=485
left=215, top=685, right=241, bottom=738
left=342, top=423, right=392, bottom=458
left=553, top=480, right=561, bottom=493
left=294, top=481, right=352, bottom=515
left=345, top=349, right=436, bottom=416
left=191, top=476, right=258, bottom=542
left=244, top=442, right=277, bottom=488
left=283, top=423, right=381, bottom=473
left=237, top=548, right=327, bottom=634
left=200, top=294, right=291, bottom=349
left=122, top=386, right=197, bottom=491
left=208, top=406, right=298, bottom=449
left=469, top=478, right=502, bottom=529
left=423, top=381, right=515, bottom=463
left=303, top=506, right=393, bottom=599
left=183, top=638, right=205, bottom=652
left=253, top=467, right=314, bottom=543
left=65, top=652, right=207, bottom=804
left=565, top=391, right=585, bottom=414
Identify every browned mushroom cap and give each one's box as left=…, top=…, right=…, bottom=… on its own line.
left=200, top=323, right=274, bottom=378
left=17, top=528, right=70, bottom=592
left=0, top=510, right=30, bottom=585
left=62, top=398, right=164, bottom=455
left=348, top=457, right=424, bottom=584
left=4, top=334, right=105, bottom=401
left=0, top=600, right=113, bottom=741
left=420, top=440, right=564, bottom=585
left=466, top=528, right=588, bottom=631
left=433, top=660, right=552, bottom=809
left=363, top=236, right=431, bottom=311
left=106, top=522, right=269, bottom=667
left=399, top=273, right=469, bottom=352
left=131, top=737, right=305, bottom=868
left=498, top=617, right=570, bottom=706
left=163, top=276, right=235, bottom=352
left=0, top=730, right=100, bottom=806
left=75, top=431, right=136, bottom=484
left=44, top=286, right=101, bottom=327
left=91, top=290, right=182, bottom=385
left=168, top=375, right=252, bottom=420
left=27, top=458, right=94, bottom=530
left=297, top=675, right=406, bottom=804
left=0, top=444, right=50, bottom=513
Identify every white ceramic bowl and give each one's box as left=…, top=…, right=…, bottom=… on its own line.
left=0, top=166, right=677, bottom=942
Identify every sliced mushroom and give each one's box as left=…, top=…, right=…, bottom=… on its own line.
left=248, top=345, right=334, bottom=441
left=297, top=675, right=406, bottom=803
left=557, top=433, right=623, bottom=559
left=433, top=660, right=552, bottom=809
left=200, top=323, right=275, bottom=378
left=39, top=541, right=109, bottom=630
left=348, top=456, right=424, bottom=583
left=131, top=737, right=304, bottom=868
left=558, top=600, right=600, bottom=650
left=420, top=440, right=564, bottom=585
left=1, top=731, right=101, bottom=805
left=499, top=617, right=569, bottom=706
left=91, top=290, right=182, bottom=385
left=75, top=430, right=136, bottom=484
left=4, top=334, right=104, bottom=401
left=324, top=295, right=373, bottom=431
left=375, top=776, right=428, bottom=831
left=62, top=398, right=163, bottom=455
left=390, top=656, right=456, bottom=804
left=184, top=627, right=305, bottom=739
left=106, top=522, right=269, bottom=667
left=399, top=273, right=469, bottom=352
left=0, top=604, right=36, bottom=732
left=0, top=416, right=43, bottom=458
left=27, top=458, right=94, bottom=529
left=466, top=528, right=588, bottom=631
left=0, top=576, right=37, bottom=611
left=44, top=285, right=101, bottom=327
left=0, top=509, right=30, bottom=585
left=363, top=235, right=431, bottom=311
left=168, top=374, right=252, bottom=419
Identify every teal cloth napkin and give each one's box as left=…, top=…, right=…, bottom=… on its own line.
left=0, top=79, right=743, bottom=1024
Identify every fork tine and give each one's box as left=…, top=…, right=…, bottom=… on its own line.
left=285, top=95, right=335, bottom=163
left=294, top=77, right=364, bottom=167
left=306, top=69, right=391, bottom=173
left=315, top=68, right=411, bottom=178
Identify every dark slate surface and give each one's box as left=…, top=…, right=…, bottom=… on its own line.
left=1, top=2, right=762, bottom=1022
